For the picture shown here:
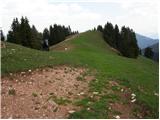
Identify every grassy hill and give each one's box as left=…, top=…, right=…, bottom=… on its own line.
left=1, top=31, right=159, bottom=118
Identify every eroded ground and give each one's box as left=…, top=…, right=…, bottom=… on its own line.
left=1, top=66, right=150, bottom=119
left=1, top=66, right=94, bottom=119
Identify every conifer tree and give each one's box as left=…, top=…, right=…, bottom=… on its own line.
left=0, top=30, right=5, bottom=41
left=144, top=47, right=153, bottom=59
left=97, top=25, right=103, bottom=32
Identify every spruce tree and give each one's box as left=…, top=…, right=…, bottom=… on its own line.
left=144, top=47, right=153, bottom=59
left=0, top=30, right=5, bottom=41
left=97, top=25, right=103, bottom=32
left=31, top=25, right=42, bottom=49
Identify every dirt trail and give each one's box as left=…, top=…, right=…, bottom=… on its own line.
left=50, top=34, right=78, bottom=51
left=1, top=66, right=94, bottom=119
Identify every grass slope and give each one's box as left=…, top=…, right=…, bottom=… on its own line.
left=1, top=31, right=159, bottom=118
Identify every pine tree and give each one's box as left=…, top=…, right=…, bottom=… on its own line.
left=10, top=18, right=21, bottom=44
left=0, top=30, right=5, bottom=41
left=120, top=26, right=139, bottom=58
left=103, top=22, right=115, bottom=47
left=19, top=16, right=32, bottom=47
left=97, top=25, right=103, bottom=32
left=7, top=16, right=76, bottom=50
left=102, top=22, right=139, bottom=58
left=144, top=47, right=153, bottom=59
left=114, top=24, right=120, bottom=49
left=30, top=25, right=42, bottom=49
left=7, top=31, right=14, bottom=43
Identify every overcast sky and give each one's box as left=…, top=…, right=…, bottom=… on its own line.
left=0, top=0, right=159, bottom=39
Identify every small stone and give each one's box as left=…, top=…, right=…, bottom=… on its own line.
left=88, top=102, right=91, bottom=105
left=131, top=99, right=136, bottom=103
left=93, top=92, right=99, bottom=95
left=114, top=115, right=120, bottom=119
left=131, top=93, right=136, bottom=97
left=21, top=72, right=25, bottom=74
left=90, top=95, right=93, bottom=98
left=121, top=89, right=124, bottom=92
left=68, top=110, right=75, bottom=114
left=87, top=107, right=90, bottom=110
left=108, top=107, right=111, bottom=110
left=131, top=96, right=135, bottom=99
left=9, top=73, right=13, bottom=76
left=80, top=92, right=84, bottom=95
left=154, top=92, right=159, bottom=96
left=28, top=82, right=32, bottom=85
left=65, top=48, right=68, bottom=51
left=28, top=69, right=32, bottom=72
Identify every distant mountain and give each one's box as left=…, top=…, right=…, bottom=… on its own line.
left=136, top=33, right=159, bottom=49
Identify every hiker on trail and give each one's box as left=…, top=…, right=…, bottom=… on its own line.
left=42, top=39, right=49, bottom=51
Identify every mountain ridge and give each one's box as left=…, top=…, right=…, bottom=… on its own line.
left=136, top=33, right=159, bottom=49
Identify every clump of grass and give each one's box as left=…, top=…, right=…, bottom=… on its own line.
left=54, top=97, right=71, bottom=105
left=111, top=110, right=122, bottom=115
left=111, top=86, right=119, bottom=91
left=74, top=98, right=92, bottom=107
left=48, top=95, right=71, bottom=105
left=32, top=92, right=38, bottom=97
left=8, top=88, right=16, bottom=95
left=77, top=76, right=84, bottom=81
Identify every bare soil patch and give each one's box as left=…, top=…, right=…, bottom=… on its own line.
left=1, top=66, right=94, bottom=119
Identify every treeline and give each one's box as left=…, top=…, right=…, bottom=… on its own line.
left=97, top=22, right=139, bottom=58
left=7, top=17, right=42, bottom=50
left=7, top=16, right=77, bottom=50
left=43, top=24, right=78, bottom=46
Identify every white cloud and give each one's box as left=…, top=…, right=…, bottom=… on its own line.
left=117, top=2, right=159, bottom=38
left=1, top=0, right=159, bottom=38
left=1, top=0, right=102, bottom=34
